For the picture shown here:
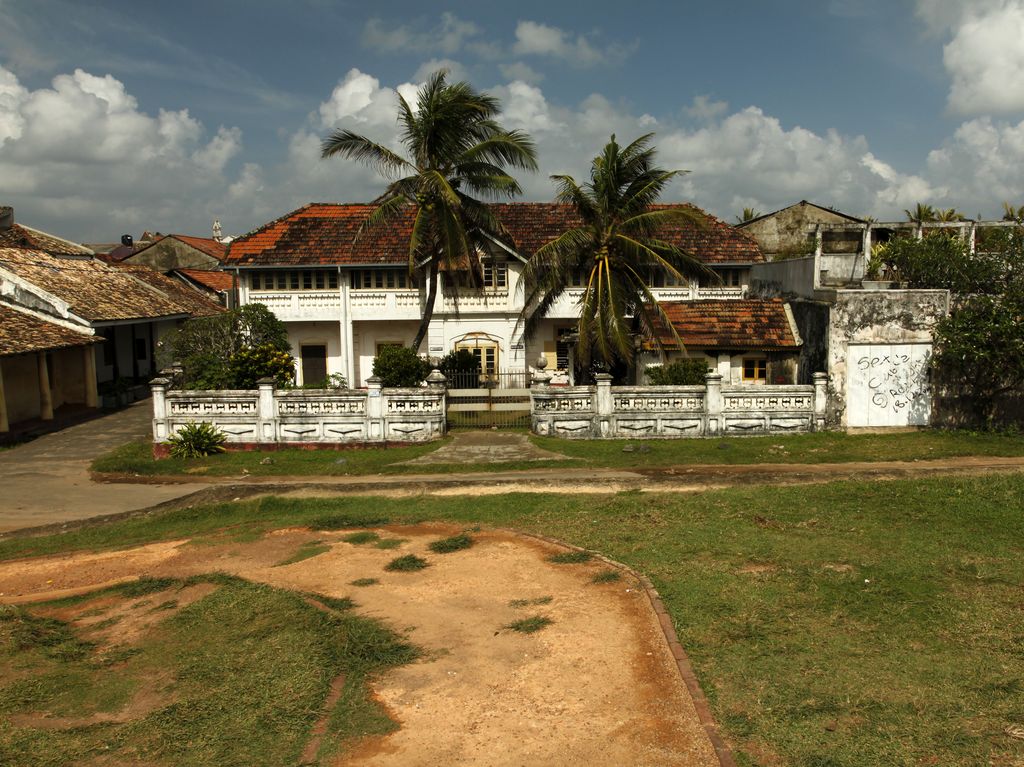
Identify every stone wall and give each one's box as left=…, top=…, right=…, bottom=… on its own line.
left=151, top=374, right=447, bottom=447
left=531, top=373, right=827, bottom=439
left=826, top=289, right=950, bottom=428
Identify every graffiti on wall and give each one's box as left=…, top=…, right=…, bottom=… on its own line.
left=847, top=344, right=932, bottom=427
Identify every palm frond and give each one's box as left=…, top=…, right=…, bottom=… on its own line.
left=320, top=131, right=412, bottom=177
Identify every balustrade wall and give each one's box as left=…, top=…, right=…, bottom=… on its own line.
left=531, top=373, right=827, bottom=438
left=151, top=374, right=446, bottom=446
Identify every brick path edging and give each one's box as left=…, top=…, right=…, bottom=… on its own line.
left=514, top=530, right=738, bottom=767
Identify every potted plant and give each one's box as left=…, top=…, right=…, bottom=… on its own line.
left=862, top=243, right=898, bottom=289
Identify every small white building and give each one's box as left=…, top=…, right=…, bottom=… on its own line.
left=224, top=202, right=792, bottom=387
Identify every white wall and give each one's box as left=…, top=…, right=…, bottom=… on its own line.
left=285, top=321, right=344, bottom=386
left=352, top=320, right=419, bottom=386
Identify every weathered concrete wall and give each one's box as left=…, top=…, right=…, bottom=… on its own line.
left=788, top=299, right=830, bottom=385
left=750, top=256, right=816, bottom=299
left=826, top=289, right=950, bottom=428
left=741, top=203, right=859, bottom=258
left=126, top=241, right=220, bottom=272
left=1, top=355, right=40, bottom=423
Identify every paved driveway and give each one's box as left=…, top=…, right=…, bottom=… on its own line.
left=0, top=402, right=205, bottom=533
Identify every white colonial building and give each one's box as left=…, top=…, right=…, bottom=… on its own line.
left=223, top=202, right=802, bottom=387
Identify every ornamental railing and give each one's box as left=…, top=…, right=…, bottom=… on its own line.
left=151, top=373, right=447, bottom=447
left=531, top=373, right=827, bottom=438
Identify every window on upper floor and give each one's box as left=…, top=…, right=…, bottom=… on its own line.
left=699, top=268, right=747, bottom=288
left=649, top=270, right=687, bottom=288
left=249, top=270, right=338, bottom=291
left=350, top=269, right=410, bottom=290
left=482, top=263, right=508, bottom=289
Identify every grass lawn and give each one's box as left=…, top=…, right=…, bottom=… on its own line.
left=2, top=475, right=1023, bottom=765
left=0, top=574, right=417, bottom=767
left=91, top=429, right=1024, bottom=478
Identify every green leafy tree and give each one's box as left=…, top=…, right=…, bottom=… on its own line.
left=904, top=203, right=937, bottom=223
left=645, top=358, right=709, bottom=385
left=735, top=207, right=761, bottom=224
left=228, top=345, right=295, bottom=389
left=518, top=133, right=715, bottom=377
left=932, top=226, right=1024, bottom=425
left=371, top=346, right=431, bottom=387
left=321, top=70, right=538, bottom=352
left=1002, top=202, right=1023, bottom=222
left=163, top=304, right=293, bottom=389
left=438, top=348, right=481, bottom=388
left=879, top=235, right=1006, bottom=293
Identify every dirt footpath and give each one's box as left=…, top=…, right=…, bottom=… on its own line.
left=0, top=525, right=719, bottom=766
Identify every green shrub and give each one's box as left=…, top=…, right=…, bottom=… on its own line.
left=438, top=349, right=481, bottom=388
left=372, top=346, right=431, bottom=387
left=646, top=358, right=709, bottom=385
left=427, top=533, right=474, bottom=553
left=166, top=422, right=227, bottom=458
left=228, top=344, right=295, bottom=389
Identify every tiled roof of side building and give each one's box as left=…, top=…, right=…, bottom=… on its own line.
left=126, top=234, right=228, bottom=263
left=0, top=248, right=216, bottom=322
left=176, top=268, right=234, bottom=293
left=0, top=304, right=99, bottom=357
left=115, top=264, right=225, bottom=317
left=225, top=202, right=764, bottom=267
left=0, top=223, right=95, bottom=256
left=655, top=299, right=800, bottom=350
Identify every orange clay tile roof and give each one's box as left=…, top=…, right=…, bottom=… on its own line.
left=0, top=223, right=94, bottom=256
left=115, top=264, right=225, bottom=318
left=655, top=299, right=799, bottom=350
left=0, top=249, right=220, bottom=322
left=175, top=268, right=234, bottom=293
left=224, top=202, right=764, bottom=267
left=0, top=303, right=99, bottom=357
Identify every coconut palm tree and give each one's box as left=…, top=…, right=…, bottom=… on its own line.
left=518, top=133, right=716, bottom=377
left=1002, top=202, right=1023, bottom=222
left=321, top=70, right=538, bottom=352
left=904, top=203, right=937, bottom=223
left=936, top=208, right=966, bottom=222
left=735, top=207, right=761, bottom=224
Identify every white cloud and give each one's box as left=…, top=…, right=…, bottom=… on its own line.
left=413, top=59, right=468, bottom=84
left=943, top=2, right=1024, bottom=114
left=0, top=65, right=253, bottom=240
left=363, top=13, right=481, bottom=55
left=512, top=21, right=631, bottom=67
left=317, top=68, right=413, bottom=131
left=498, top=62, right=545, bottom=84
left=685, top=95, right=729, bottom=121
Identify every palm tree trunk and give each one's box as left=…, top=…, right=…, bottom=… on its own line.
left=412, top=259, right=440, bottom=353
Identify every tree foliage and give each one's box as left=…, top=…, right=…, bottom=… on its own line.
left=519, top=133, right=716, bottom=377
left=930, top=227, right=1024, bottom=424
left=438, top=348, right=481, bottom=388
left=371, top=346, right=431, bottom=387
left=162, top=304, right=293, bottom=389
left=877, top=234, right=1006, bottom=293
left=645, top=358, right=709, bottom=385
left=321, top=70, right=537, bottom=352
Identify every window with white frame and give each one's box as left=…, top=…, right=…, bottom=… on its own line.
left=249, top=270, right=338, bottom=290
left=482, top=262, right=508, bottom=289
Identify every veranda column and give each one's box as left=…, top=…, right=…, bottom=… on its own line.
left=0, top=361, right=9, bottom=432
left=37, top=352, right=53, bottom=421
left=83, top=345, right=99, bottom=408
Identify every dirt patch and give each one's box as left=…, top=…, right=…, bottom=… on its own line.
left=736, top=563, right=779, bottom=576
left=0, top=527, right=719, bottom=766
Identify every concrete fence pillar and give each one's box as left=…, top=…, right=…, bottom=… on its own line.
left=366, top=375, right=384, bottom=440
left=257, top=377, right=277, bottom=441
left=705, top=372, right=723, bottom=435
left=813, top=372, right=828, bottom=431
left=595, top=373, right=613, bottom=438
left=150, top=377, right=170, bottom=441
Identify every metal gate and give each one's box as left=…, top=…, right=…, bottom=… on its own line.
left=446, top=370, right=531, bottom=429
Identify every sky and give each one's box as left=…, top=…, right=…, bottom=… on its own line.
left=2, top=0, right=1024, bottom=242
